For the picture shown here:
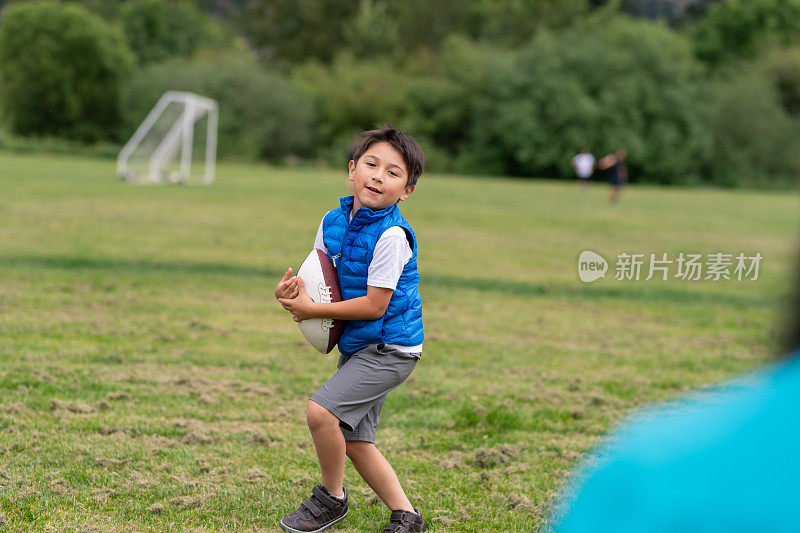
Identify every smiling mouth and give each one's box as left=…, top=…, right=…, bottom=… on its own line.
left=366, top=186, right=382, bottom=194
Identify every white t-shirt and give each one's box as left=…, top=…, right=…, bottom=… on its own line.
left=572, top=153, right=596, bottom=178
left=313, top=213, right=422, bottom=354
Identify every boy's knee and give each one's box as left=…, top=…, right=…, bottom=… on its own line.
left=306, top=400, right=337, bottom=431
left=345, top=440, right=373, bottom=461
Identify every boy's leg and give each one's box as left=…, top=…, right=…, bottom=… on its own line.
left=346, top=440, right=414, bottom=512
left=308, top=344, right=420, bottom=510
left=307, top=400, right=346, bottom=498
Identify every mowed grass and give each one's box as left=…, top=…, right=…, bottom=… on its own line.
left=1, top=151, right=798, bottom=532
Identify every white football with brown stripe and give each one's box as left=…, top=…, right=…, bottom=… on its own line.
left=296, top=249, right=344, bottom=353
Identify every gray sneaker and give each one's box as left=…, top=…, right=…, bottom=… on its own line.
left=279, top=485, right=348, bottom=532
left=383, top=507, right=425, bottom=532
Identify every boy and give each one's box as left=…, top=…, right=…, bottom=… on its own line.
left=275, top=125, right=426, bottom=532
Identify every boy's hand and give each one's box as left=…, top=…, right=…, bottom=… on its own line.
left=278, top=278, right=316, bottom=322
left=275, top=268, right=299, bottom=302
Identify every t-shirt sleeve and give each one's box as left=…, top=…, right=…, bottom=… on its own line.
left=314, top=215, right=327, bottom=254
left=367, top=226, right=412, bottom=290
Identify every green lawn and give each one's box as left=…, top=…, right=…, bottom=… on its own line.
left=1, top=152, right=798, bottom=531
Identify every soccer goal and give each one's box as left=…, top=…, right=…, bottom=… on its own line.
left=117, top=91, right=218, bottom=185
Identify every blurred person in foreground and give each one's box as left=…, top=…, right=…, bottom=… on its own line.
left=598, top=149, right=628, bottom=204
left=549, top=257, right=800, bottom=532
left=571, top=149, right=596, bottom=192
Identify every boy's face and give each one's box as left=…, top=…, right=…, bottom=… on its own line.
left=348, top=141, right=414, bottom=212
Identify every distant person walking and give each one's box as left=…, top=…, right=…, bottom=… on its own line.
left=598, top=149, right=628, bottom=204
left=571, top=150, right=596, bottom=192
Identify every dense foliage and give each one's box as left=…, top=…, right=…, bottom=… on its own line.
left=120, top=0, right=233, bottom=65
left=0, top=1, right=134, bottom=142
left=692, top=0, right=800, bottom=66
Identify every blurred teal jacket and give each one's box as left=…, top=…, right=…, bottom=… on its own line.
left=551, top=352, right=800, bottom=533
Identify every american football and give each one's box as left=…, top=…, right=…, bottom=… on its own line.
left=296, top=248, right=344, bottom=353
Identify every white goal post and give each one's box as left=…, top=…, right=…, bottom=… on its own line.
left=117, top=91, right=218, bottom=185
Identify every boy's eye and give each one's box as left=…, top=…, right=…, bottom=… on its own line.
left=366, top=162, right=376, bottom=167
left=389, top=171, right=398, bottom=177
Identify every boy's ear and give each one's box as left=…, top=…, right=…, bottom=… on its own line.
left=398, top=184, right=415, bottom=202
left=347, top=160, right=356, bottom=182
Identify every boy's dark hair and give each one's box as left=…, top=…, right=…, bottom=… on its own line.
left=351, top=124, right=425, bottom=187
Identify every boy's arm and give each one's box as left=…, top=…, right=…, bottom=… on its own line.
left=278, top=280, right=392, bottom=322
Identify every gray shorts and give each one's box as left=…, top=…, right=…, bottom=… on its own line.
left=310, top=344, right=420, bottom=443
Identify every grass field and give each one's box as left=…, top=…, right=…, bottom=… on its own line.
left=1, top=151, right=798, bottom=532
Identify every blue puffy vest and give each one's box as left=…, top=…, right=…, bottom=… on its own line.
left=322, top=196, right=424, bottom=355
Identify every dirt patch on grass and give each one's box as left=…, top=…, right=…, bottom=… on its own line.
left=505, top=462, right=531, bottom=474
left=431, top=509, right=470, bottom=528
left=249, top=431, right=278, bottom=446
left=99, top=425, right=137, bottom=439
left=169, top=473, right=201, bottom=489
left=473, top=444, right=521, bottom=468
left=148, top=435, right=179, bottom=450
left=3, top=402, right=29, bottom=415
left=169, top=494, right=205, bottom=510
left=79, top=525, right=114, bottom=533
left=244, top=468, right=269, bottom=483
left=91, top=488, right=110, bottom=504
left=95, top=456, right=130, bottom=469
left=182, top=430, right=215, bottom=445
left=505, top=493, right=542, bottom=515
left=48, top=478, right=68, bottom=495
left=147, top=502, right=165, bottom=513
left=438, top=451, right=468, bottom=470
left=51, top=399, right=110, bottom=414
left=173, top=418, right=202, bottom=429
left=106, top=391, right=132, bottom=401
left=170, top=418, right=216, bottom=445
left=169, top=375, right=276, bottom=402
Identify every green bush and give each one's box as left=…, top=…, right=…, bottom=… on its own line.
left=702, top=71, right=800, bottom=187
left=124, top=53, right=316, bottom=161
left=292, top=39, right=505, bottom=171
left=692, top=0, right=800, bottom=66
left=466, top=18, right=710, bottom=183
left=401, top=36, right=508, bottom=171
left=0, top=0, right=134, bottom=142
left=237, top=0, right=358, bottom=65
left=293, top=52, right=415, bottom=160
left=120, top=0, right=234, bottom=65
left=757, top=46, right=800, bottom=115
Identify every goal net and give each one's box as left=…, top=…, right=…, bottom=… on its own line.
left=117, top=91, right=218, bottom=185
